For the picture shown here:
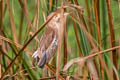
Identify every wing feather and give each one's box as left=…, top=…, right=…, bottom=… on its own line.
left=38, top=27, right=56, bottom=58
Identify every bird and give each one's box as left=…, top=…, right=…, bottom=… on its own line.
left=32, top=12, right=68, bottom=68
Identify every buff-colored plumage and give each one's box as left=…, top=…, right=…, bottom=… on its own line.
left=32, top=12, right=68, bottom=68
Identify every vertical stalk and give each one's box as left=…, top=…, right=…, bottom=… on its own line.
left=85, top=0, right=93, bottom=35
left=36, top=0, right=40, bottom=30
left=72, top=20, right=82, bottom=56
left=63, top=2, right=68, bottom=66
left=63, top=17, right=68, bottom=65
left=0, top=0, right=4, bottom=78
left=106, top=0, right=117, bottom=79
left=49, top=0, right=53, bottom=11
left=94, top=0, right=105, bottom=80
left=19, top=11, right=24, bottom=43
left=56, top=11, right=64, bottom=80
left=6, top=0, right=18, bottom=43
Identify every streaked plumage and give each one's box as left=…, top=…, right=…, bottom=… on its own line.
left=32, top=12, right=63, bottom=68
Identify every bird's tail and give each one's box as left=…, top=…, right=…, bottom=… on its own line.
left=32, top=50, right=46, bottom=68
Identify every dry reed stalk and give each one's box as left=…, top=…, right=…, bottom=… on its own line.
left=23, top=0, right=32, bottom=42
left=0, top=0, right=4, bottom=78
left=6, top=0, right=18, bottom=43
left=72, top=20, right=82, bottom=56
left=24, top=0, right=30, bottom=28
left=109, top=39, right=114, bottom=80
left=19, top=11, right=24, bottom=43
left=32, top=14, right=37, bottom=31
left=49, top=0, right=53, bottom=11
left=106, top=0, right=117, bottom=79
left=85, top=0, right=93, bottom=35
left=63, top=13, right=68, bottom=65
left=62, top=3, right=68, bottom=67
left=93, top=0, right=104, bottom=79
left=83, top=66, right=88, bottom=80
left=0, top=0, right=4, bottom=30
left=18, top=0, right=30, bottom=45
left=94, top=0, right=101, bottom=45
left=36, top=0, right=40, bottom=30
left=56, top=10, right=65, bottom=80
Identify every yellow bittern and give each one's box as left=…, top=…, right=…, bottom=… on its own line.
left=32, top=12, right=68, bottom=68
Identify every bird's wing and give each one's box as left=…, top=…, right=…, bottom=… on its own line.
left=38, top=27, right=57, bottom=58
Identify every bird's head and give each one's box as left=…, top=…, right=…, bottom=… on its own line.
left=47, top=12, right=69, bottom=23
left=47, top=12, right=69, bottom=29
